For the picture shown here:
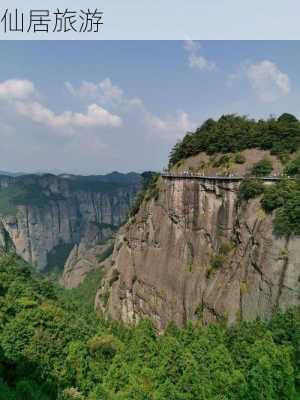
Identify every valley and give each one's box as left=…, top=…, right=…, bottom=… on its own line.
left=0, top=172, right=140, bottom=278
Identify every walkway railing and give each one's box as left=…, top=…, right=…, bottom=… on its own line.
left=161, top=172, right=286, bottom=182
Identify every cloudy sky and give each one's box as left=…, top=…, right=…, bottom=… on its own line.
left=0, top=41, right=299, bottom=174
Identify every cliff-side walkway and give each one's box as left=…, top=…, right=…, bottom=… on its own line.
left=161, top=173, right=286, bottom=183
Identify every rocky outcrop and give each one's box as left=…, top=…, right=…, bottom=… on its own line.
left=97, top=160, right=300, bottom=331
left=0, top=173, right=140, bottom=272
left=60, top=223, right=114, bottom=289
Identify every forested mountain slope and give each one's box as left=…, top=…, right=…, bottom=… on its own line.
left=0, top=254, right=299, bottom=399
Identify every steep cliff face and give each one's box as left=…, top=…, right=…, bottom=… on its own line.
left=96, top=151, right=300, bottom=331
left=60, top=226, right=114, bottom=289
left=0, top=173, right=140, bottom=272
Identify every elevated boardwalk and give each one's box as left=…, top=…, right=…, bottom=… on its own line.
left=162, top=173, right=284, bottom=183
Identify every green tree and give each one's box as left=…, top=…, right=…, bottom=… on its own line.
left=250, top=158, right=273, bottom=177
left=238, top=179, right=265, bottom=201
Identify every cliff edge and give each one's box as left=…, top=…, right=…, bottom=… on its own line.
left=96, top=149, right=300, bottom=331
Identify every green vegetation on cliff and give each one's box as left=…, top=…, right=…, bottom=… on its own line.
left=238, top=179, right=265, bottom=201
left=262, top=179, right=300, bottom=237
left=0, top=172, right=141, bottom=217
left=170, top=113, right=300, bottom=238
left=0, top=184, right=64, bottom=216
left=169, top=113, right=300, bottom=166
left=45, top=241, right=74, bottom=277
left=285, top=154, right=300, bottom=176
left=237, top=174, right=300, bottom=238
left=129, top=171, right=160, bottom=217
left=60, top=267, right=104, bottom=312
left=0, top=254, right=299, bottom=399
left=250, top=158, right=273, bottom=176
left=66, top=172, right=141, bottom=193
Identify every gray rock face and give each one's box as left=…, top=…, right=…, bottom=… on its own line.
left=60, top=223, right=114, bottom=289
left=0, top=174, right=139, bottom=272
left=97, top=177, right=300, bottom=331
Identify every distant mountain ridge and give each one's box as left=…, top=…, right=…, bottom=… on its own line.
left=0, top=170, right=141, bottom=181
left=0, top=171, right=26, bottom=177
left=0, top=171, right=141, bottom=273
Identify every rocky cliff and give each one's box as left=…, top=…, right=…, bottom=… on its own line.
left=96, top=150, right=300, bottom=331
left=60, top=232, right=114, bottom=289
left=0, top=172, right=140, bottom=273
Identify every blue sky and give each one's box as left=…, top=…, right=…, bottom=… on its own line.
left=0, top=41, right=299, bottom=174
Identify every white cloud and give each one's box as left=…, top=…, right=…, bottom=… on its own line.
left=125, top=96, right=193, bottom=138
left=99, top=78, right=123, bottom=102
left=184, top=40, right=216, bottom=72
left=64, top=78, right=192, bottom=137
left=0, top=77, right=196, bottom=173
left=228, top=60, right=291, bottom=103
left=15, top=101, right=122, bottom=129
left=65, top=78, right=123, bottom=104
left=0, top=78, right=122, bottom=131
left=147, top=111, right=195, bottom=138
left=65, top=81, right=97, bottom=97
left=127, top=97, right=144, bottom=108
left=247, top=60, right=291, bottom=102
left=0, top=79, right=35, bottom=100
left=0, top=77, right=190, bottom=141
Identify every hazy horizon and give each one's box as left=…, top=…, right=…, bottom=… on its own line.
left=0, top=168, right=147, bottom=176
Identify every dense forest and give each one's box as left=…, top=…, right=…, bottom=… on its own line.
left=169, top=113, right=300, bottom=166
left=0, top=254, right=299, bottom=400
